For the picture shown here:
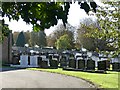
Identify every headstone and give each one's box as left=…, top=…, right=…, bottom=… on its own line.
left=20, top=55, right=28, bottom=67
left=12, top=55, right=20, bottom=65
left=112, top=63, right=120, bottom=71
left=38, top=57, right=42, bottom=67
left=30, top=55, right=38, bottom=67
left=60, top=56, right=67, bottom=68
left=40, top=55, right=49, bottom=68
left=98, top=60, right=109, bottom=71
left=49, top=54, right=58, bottom=68
left=78, top=60, right=85, bottom=70
left=87, top=59, right=95, bottom=70
left=69, top=58, right=76, bottom=68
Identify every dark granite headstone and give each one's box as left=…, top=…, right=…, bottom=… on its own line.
left=78, top=60, right=85, bottom=70
left=112, top=63, right=120, bottom=71
left=41, top=61, right=48, bottom=68
left=12, top=55, right=20, bottom=65
left=87, top=59, right=95, bottom=70
left=50, top=60, right=58, bottom=68
left=60, top=56, right=67, bottom=68
left=98, top=60, right=108, bottom=70
left=38, top=57, right=42, bottom=67
left=69, top=59, right=76, bottom=68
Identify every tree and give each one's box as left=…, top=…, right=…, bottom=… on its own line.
left=0, top=20, right=10, bottom=43
left=29, top=31, right=39, bottom=47
left=16, top=31, right=26, bottom=47
left=38, top=31, right=47, bottom=47
left=24, top=30, right=31, bottom=44
left=47, top=24, right=74, bottom=47
left=81, top=2, right=119, bottom=57
left=29, top=31, right=47, bottom=47
left=13, top=31, right=19, bottom=44
left=95, top=2, right=119, bottom=56
left=55, top=34, right=72, bottom=50
left=77, top=23, right=114, bottom=51
left=2, top=1, right=97, bottom=32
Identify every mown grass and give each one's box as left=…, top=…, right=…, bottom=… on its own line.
left=27, top=68, right=119, bottom=89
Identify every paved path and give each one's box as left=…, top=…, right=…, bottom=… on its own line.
left=0, top=69, right=97, bottom=89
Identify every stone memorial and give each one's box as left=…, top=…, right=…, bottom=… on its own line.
left=30, top=55, right=38, bottom=67
left=86, top=59, right=95, bottom=70
left=98, top=60, right=108, bottom=70
left=40, top=55, right=49, bottom=68
left=49, top=54, right=58, bottom=68
left=69, top=58, right=76, bottom=68
left=37, top=56, right=42, bottom=67
left=20, top=55, right=28, bottom=67
left=78, top=60, right=85, bottom=70
left=60, top=56, right=67, bottom=68
left=12, top=54, right=20, bottom=65
left=112, top=63, right=120, bottom=71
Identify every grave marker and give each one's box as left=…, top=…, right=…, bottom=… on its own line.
left=87, top=59, right=95, bottom=70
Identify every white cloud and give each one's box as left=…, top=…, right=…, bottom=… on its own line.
left=67, top=2, right=88, bottom=27
left=4, top=17, right=33, bottom=33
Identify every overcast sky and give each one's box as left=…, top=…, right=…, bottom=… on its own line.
left=3, top=0, right=102, bottom=36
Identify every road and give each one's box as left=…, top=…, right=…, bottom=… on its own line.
left=0, top=68, right=97, bottom=89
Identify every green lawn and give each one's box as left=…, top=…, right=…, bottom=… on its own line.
left=27, top=68, right=119, bottom=89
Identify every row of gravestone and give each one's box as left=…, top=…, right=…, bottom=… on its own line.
left=60, top=55, right=120, bottom=71
left=12, top=53, right=120, bottom=71
left=12, top=53, right=59, bottom=68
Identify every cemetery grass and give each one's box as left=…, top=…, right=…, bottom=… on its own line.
left=27, top=68, right=119, bottom=89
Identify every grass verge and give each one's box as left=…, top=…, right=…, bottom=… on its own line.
left=27, top=68, right=119, bottom=89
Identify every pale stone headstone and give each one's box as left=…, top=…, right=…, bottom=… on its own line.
left=30, top=55, right=38, bottom=67
left=20, top=55, right=28, bottom=67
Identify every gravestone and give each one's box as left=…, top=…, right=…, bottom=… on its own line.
left=37, top=56, right=42, bottom=67
left=20, top=55, right=28, bottom=67
left=87, top=59, right=95, bottom=70
left=112, top=63, right=120, bottom=71
left=69, top=58, right=76, bottom=68
left=49, top=55, right=58, bottom=68
left=78, top=60, right=85, bottom=70
left=41, top=61, right=48, bottom=68
left=12, top=54, right=20, bottom=65
left=30, top=55, right=38, bottom=67
left=98, top=60, right=110, bottom=71
left=40, top=55, right=49, bottom=68
left=60, top=56, right=67, bottom=68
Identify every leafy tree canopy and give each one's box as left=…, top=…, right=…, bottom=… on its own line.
left=55, top=34, right=72, bottom=50
left=2, top=1, right=97, bottom=31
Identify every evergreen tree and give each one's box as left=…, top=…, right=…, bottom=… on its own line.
left=16, top=31, right=26, bottom=47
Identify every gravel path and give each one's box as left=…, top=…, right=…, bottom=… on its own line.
left=0, top=69, right=97, bottom=89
